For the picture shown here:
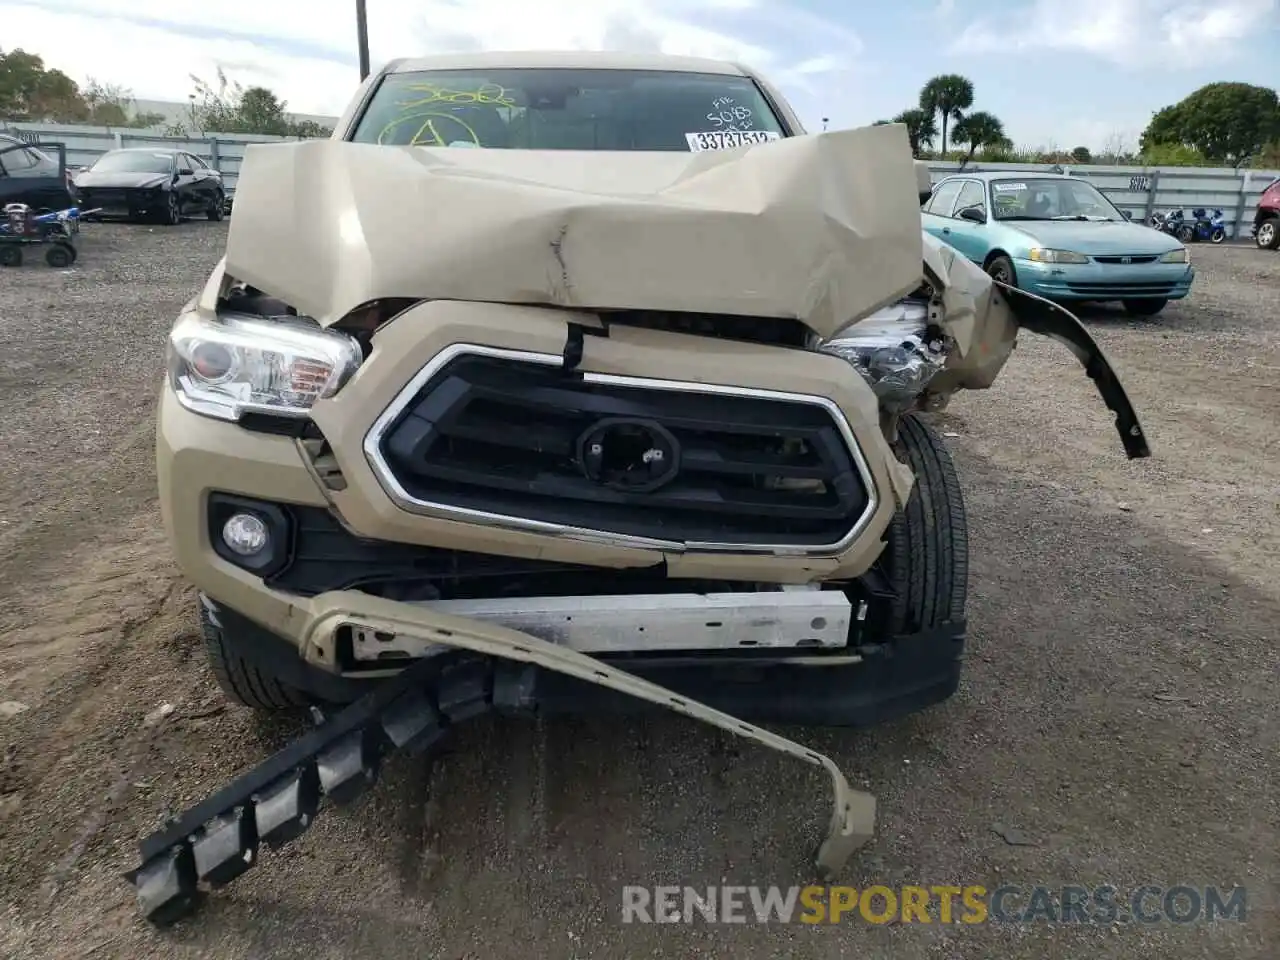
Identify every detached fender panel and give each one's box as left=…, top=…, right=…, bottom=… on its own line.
left=999, top=282, right=1152, bottom=460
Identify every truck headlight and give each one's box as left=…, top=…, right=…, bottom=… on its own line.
left=1027, top=248, right=1090, bottom=264
left=814, top=299, right=952, bottom=413
left=167, top=310, right=362, bottom=422
left=1160, top=248, right=1189, bottom=263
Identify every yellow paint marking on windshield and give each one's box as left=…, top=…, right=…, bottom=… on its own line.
left=377, top=83, right=516, bottom=146
left=395, top=82, right=516, bottom=109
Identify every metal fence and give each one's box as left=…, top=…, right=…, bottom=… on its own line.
left=4, top=120, right=1278, bottom=239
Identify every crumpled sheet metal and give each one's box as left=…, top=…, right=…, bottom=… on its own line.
left=816, top=229, right=1020, bottom=406
left=222, top=124, right=925, bottom=340
left=918, top=231, right=1019, bottom=393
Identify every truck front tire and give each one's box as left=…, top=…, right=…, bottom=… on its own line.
left=881, top=413, right=969, bottom=637
left=200, top=600, right=310, bottom=712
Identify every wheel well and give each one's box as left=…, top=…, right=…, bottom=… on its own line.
left=1257, top=211, right=1278, bottom=225
left=982, top=249, right=1010, bottom=268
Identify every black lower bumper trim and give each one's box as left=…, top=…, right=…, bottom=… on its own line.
left=125, top=649, right=507, bottom=926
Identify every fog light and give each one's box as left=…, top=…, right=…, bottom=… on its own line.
left=222, top=513, right=269, bottom=556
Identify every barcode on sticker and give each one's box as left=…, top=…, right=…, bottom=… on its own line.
left=685, top=130, right=782, bottom=152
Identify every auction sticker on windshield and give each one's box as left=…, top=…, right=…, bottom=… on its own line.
left=686, top=130, right=781, bottom=152
left=993, top=182, right=1027, bottom=192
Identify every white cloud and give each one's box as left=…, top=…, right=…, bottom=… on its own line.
left=949, top=0, right=1278, bottom=63
left=1, top=0, right=865, bottom=126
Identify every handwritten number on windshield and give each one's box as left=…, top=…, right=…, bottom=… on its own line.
left=377, top=83, right=515, bottom=146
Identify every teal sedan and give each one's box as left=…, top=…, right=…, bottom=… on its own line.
left=922, top=172, right=1194, bottom=317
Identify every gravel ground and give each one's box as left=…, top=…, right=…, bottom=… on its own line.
left=0, top=223, right=1277, bottom=959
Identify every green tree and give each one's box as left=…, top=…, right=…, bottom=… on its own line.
left=891, top=107, right=937, bottom=156
left=81, top=78, right=143, bottom=126
left=1139, top=141, right=1207, bottom=167
left=1, top=50, right=164, bottom=126
left=186, top=69, right=330, bottom=137
left=1140, top=82, right=1280, bottom=166
left=289, top=119, right=332, bottom=138
left=952, top=111, right=1008, bottom=169
left=0, top=48, right=86, bottom=121
left=1070, top=145, right=1092, bottom=164
left=918, top=73, right=973, bottom=156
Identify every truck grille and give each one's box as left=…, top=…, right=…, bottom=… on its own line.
left=367, top=348, right=876, bottom=552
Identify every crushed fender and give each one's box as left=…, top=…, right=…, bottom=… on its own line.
left=126, top=611, right=877, bottom=926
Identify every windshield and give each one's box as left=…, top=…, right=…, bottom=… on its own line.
left=991, top=178, right=1122, bottom=221
left=350, top=68, right=788, bottom=151
left=91, top=151, right=175, bottom=174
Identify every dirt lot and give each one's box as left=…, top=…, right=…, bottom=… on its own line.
left=0, top=223, right=1277, bottom=959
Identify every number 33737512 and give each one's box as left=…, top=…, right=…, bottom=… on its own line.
left=685, top=130, right=781, bottom=152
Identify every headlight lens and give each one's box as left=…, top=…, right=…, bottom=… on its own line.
left=167, top=310, right=362, bottom=421
left=1160, top=248, right=1189, bottom=263
left=815, top=299, right=952, bottom=414
left=1027, top=248, right=1090, bottom=264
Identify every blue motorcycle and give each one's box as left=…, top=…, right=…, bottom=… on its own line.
left=1149, top=207, right=1226, bottom=244
left=1189, top=208, right=1227, bottom=244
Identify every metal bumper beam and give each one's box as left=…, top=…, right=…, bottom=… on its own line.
left=126, top=601, right=877, bottom=926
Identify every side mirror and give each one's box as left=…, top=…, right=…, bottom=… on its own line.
left=178, top=167, right=194, bottom=176
left=1120, top=210, right=1133, bottom=220
left=958, top=206, right=986, bottom=224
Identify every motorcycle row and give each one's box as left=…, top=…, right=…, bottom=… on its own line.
left=1148, top=207, right=1227, bottom=244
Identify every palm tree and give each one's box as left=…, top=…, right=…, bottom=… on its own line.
left=919, top=74, right=974, bottom=156
left=891, top=108, right=938, bottom=156
left=952, top=111, right=1009, bottom=169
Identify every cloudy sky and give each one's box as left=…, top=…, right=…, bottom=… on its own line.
left=3, top=0, right=1278, bottom=149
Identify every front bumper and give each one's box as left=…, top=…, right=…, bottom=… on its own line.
left=129, top=580, right=935, bottom=925
left=158, top=299, right=915, bottom=674
left=76, top=186, right=168, bottom=218
left=146, top=299, right=945, bottom=923
left=208, top=594, right=966, bottom=726
left=1014, top=258, right=1194, bottom=301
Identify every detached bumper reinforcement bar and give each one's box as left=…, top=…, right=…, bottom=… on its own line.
left=126, top=603, right=878, bottom=926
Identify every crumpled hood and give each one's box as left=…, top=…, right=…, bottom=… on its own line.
left=223, top=124, right=928, bottom=340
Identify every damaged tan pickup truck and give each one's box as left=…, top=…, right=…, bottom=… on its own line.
left=130, top=51, right=1150, bottom=923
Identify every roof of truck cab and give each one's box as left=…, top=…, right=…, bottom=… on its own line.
left=389, top=50, right=751, bottom=76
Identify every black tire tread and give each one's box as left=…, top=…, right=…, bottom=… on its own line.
left=984, top=253, right=1017, bottom=288
left=199, top=602, right=309, bottom=711
left=883, top=414, right=969, bottom=634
